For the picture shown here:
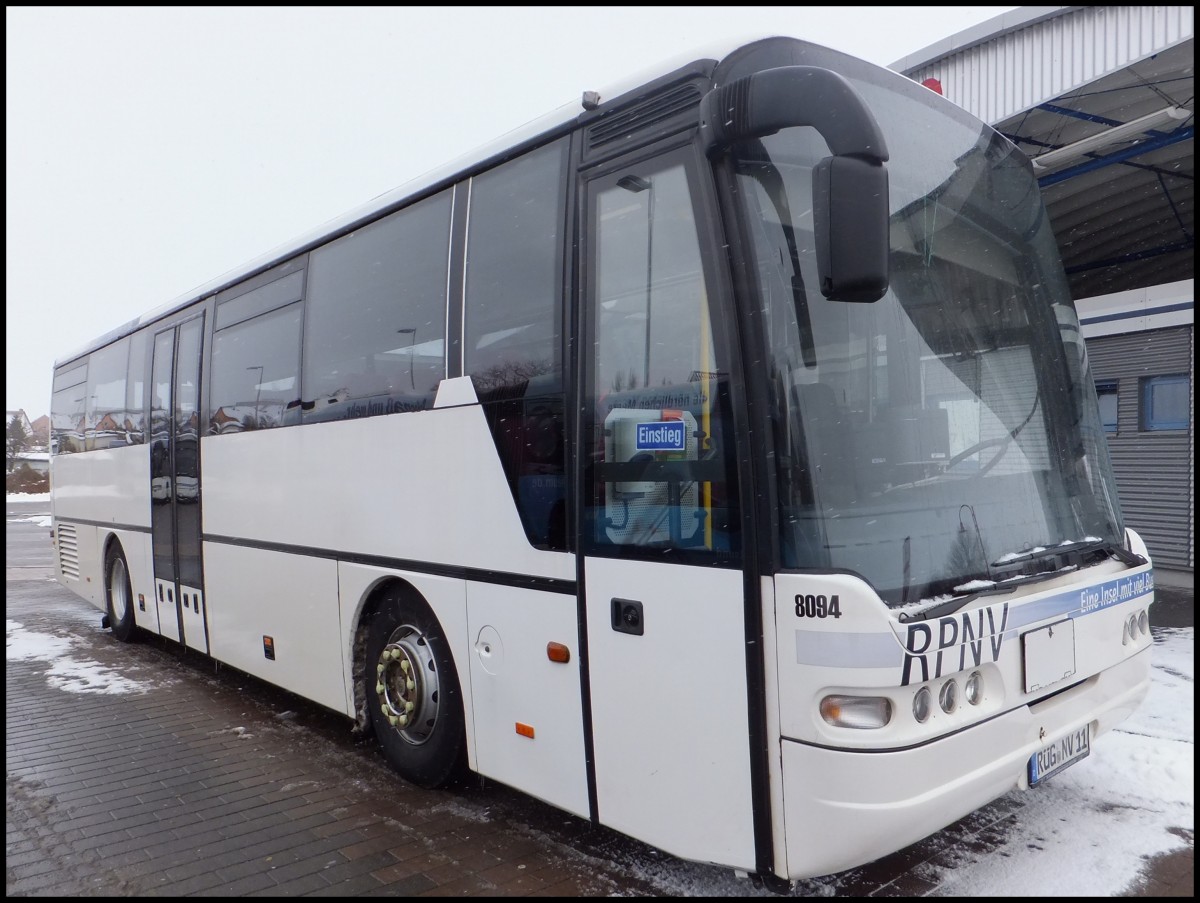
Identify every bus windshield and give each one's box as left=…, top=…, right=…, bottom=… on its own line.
left=732, top=71, right=1125, bottom=609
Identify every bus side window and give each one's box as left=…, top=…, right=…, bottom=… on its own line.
left=588, top=158, right=740, bottom=557
left=463, top=138, right=569, bottom=550
left=83, top=338, right=130, bottom=451
left=209, top=303, right=302, bottom=434
left=303, top=189, right=452, bottom=422
left=51, top=361, right=88, bottom=456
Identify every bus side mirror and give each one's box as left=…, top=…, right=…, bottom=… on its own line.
left=701, top=64, right=890, bottom=303
left=813, top=154, right=889, bottom=303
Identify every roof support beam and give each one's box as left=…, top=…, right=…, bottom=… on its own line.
left=1064, top=240, right=1194, bottom=274
left=1037, top=128, right=1194, bottom=188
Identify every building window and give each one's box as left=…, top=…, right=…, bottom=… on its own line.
left=1095, top=381, right=1118, bottom=433
left=1140, top=375, right=1189, bottom=431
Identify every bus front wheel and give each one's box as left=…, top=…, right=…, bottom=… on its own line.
left=365, top=591, right=466, bottom=789
left=104, top=545, right=137, bottom=643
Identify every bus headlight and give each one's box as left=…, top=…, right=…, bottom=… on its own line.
left=913, top=686, right=932, bottom=723
left=820, top=695, right=892, bottom=729
left=1138, top=610, right=1148, bottom=635
left=939, top=679, right=959, bottom=714
left=964, top=671, right=983, bottom=705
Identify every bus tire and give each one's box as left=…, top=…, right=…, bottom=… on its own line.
left=365, top=590, right=466, bottom=789
left=105, top=545, right=137, bottom=643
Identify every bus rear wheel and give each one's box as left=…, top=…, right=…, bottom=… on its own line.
left=105, top=545, right=137, bottom=643
left=365, top=591, right=465, bottom=789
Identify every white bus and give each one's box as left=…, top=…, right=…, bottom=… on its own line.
left=50, top=35, right=1155, bottom=889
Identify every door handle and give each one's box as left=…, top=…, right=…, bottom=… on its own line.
left=611, top=598, right=644, bottom=636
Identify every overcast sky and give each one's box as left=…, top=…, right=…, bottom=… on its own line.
left=6, top=5, right=1017, bottom=418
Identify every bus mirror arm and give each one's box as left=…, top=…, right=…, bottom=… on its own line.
left=700, top=65, right=890, bottom=303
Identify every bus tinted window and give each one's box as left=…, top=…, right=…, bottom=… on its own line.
left=52, top=362, right=87, bottom=394
left=210, top=303, right=303, bottom=433
left=125, top=329, right=149, bottom=445
left=465, top=139, right=569, bottom=549
left=84, top=338, right=130, bottom=450
left=465, top=139, right=566, bottom=391
left=51, top=361, right=87, bottom=454
left=303, top=190, right=452, bottom=421
left=51, top=387, right=86, bottom=455
left=216, top=268, right=304, bottom=330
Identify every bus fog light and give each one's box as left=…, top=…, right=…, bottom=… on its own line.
left=913, top=686, right=932, bottom=723
left=1138, top=611, right=1148, bottom=635
left=939, top=679, right=958, bottom=714
left=1121, top=620, right=1129, bottom=645
left=965, top=671, right=983, bottom=705
left=820, top=695, right=892, bottom=729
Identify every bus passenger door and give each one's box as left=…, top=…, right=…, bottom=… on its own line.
left=580, top=148, right=756, bottom=870
left=150, top=316, right=209, bottom=652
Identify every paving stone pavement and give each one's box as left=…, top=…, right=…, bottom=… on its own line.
left=5, top=609, right=663, bottom=897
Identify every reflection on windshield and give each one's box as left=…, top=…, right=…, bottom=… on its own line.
left=734, top=72, right=1124, bottom=607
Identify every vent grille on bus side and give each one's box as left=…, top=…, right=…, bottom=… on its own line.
left=57, top=523, right=79, bottom=579
left=585, top=83, right=704, bottom=157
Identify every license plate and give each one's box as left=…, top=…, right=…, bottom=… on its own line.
left=1029, top=724, right=1090, bottom=786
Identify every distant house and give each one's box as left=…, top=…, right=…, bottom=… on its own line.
left=29, top=414, right=50, bottom=447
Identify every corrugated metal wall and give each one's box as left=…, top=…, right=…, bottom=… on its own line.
left=1087, top=326, right=1194, bottom=571
left=902, top=5, right=1195, bottom=125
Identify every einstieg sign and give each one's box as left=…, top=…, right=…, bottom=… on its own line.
left=635, top=420, right=686, bottom=452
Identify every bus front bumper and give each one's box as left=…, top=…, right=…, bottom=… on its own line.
left=776, top=645, right=1151, bottom=880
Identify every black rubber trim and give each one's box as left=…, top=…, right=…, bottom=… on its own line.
left=202, top=533, right=577, bottom=595
left=54, top=517, right=151, bottom=534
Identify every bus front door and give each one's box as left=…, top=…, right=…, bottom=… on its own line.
left=581, top=147, right=757, bottom=871
left=149, top=316, right=209, bottom=653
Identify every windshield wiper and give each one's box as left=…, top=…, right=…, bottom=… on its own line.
left=898, top=538, right=1145, bottom=623
left=898, top=582, right=1018, bottom=622
left=992, top=538, right=1144, bottom=576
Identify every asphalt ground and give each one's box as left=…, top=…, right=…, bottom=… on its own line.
left=6, top=499, right=1193, bottom=896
